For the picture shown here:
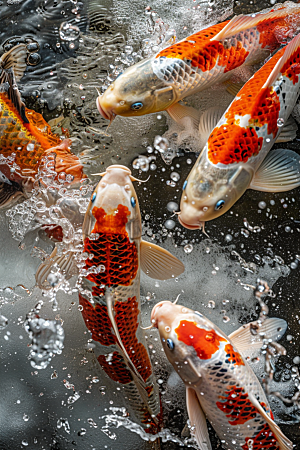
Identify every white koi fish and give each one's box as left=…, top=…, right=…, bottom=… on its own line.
left=151, top=300, right=292, bottom=450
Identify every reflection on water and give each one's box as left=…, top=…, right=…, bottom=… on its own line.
left=1, top=0, right=300, bottom=448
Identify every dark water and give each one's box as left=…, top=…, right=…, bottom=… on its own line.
left=1, top=0, right=300, bottom=449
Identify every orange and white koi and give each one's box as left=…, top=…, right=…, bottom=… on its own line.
left=151, top=300, right=292, bottom=450
left=0, top=44, right=85, bottom=207
left=97, top=2, right=300, bottom=121
left=178, top=32, right=300, bottom=230
left=36, top=165, right=184, bottom=437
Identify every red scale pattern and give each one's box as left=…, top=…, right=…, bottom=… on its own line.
left=98, top=351, right=132, bottom=384
left=281, top=47, right=300, bottom=85
left=79, top=294, right=152, bottom=384
left=242, top=423, right=280, bottom=449
left=157, top=22, right=249, bottom=73
left=224, top=344, right=245, bottom=366
left=257, top=12, right=300, bottom=51
left=216, top=386, right=258, bottom=425
left=207, top=48, right=283, bottom=165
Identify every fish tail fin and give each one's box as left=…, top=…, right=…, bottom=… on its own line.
left=263, top=32, right=300, bottom=88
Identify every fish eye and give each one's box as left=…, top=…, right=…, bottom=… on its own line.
left=91, top=192, right=96, bottom=202
left=215, top=199, right=225, bottom=210
left=131, top=196, right=136, bottom=207
left=182, top=180, right=187, bottom=190
left=131, top=102, right=143, bottom=111
left=166, top=339, right=175, bottom=350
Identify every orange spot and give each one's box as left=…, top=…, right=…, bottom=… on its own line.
left=281, top=43, right=300, bottom=84
left=42, top=225, right=63, bottom=242
left=83, top=206, right=138, bottom=291
left=175, top=320, right=226, bottom=359
left=216, top=386, right=257, bottom=425
left=242, top=423, right=280, bottom=449
left=257, top=11, right=300, bottom=51
left=208, top=123, right=263, bottom=164
left=225, top=344, right=245, bottom=366
left=207, top=49, right=284, bottom=165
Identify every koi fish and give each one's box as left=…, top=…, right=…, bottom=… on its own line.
left=97, top=2, right=300, bottom=122
left=178, top=31, right=300, bottom=230
left=0, top=44, right=85, bottom=207
left=151, top=300, right=292, bottom=450
left=36, top=165, right=185, bottom=439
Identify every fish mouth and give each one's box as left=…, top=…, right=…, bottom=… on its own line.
left=96, top=97, right=112, bottom=121
left=178, top=215, right=202, bottom=230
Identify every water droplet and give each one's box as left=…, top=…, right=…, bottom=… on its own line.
left=0, top=315, right=8, bottom=329
left=167, top=201, right=179, bottom=212
left=207, top=300, right=215, bottom=309
left=277, top=118, right=284, bottom=127
left=165, top=326, right=171, bottom=332
left=258, top=201, right=266, bottom=209
left=170, top=172, right=180, bottom=182
left=23, top=414, right=29, bottom=421
left=223, top=316, right=230, bottom=323
left=27, top=143, right=35, bottom=151
left=225, top=234, right=232, bottom=242
left=164, top=219, right=175, bottom=230
left=187, top=158, right=192, bottom=164
left=59, top=22, right=80, bottom=41
left=78, top=305, right=83, bottom=311
left=21, top=440, right=28, bottom=446
left=285, top=226, right=291, bottom=233
left=184, top=244, right=193, bottom=254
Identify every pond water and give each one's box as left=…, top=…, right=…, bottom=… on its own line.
left=1, top=0, right=300, bottom=449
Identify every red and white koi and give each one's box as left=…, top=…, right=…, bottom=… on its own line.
left=151, top=301, right=292, bottom=450
left=97, top=2, right=300, bottom=121
left=178, top=31, right=300, bottom=230
left=36, top=165, right=184, bottom=438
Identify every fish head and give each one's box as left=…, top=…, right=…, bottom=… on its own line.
left=82, top=165, right=142, bottom=239
left=97, top=58, right=177, bottom=119
left=151, top=301, right=228, bottom=385
left=178, top=158, right=253, bottom=229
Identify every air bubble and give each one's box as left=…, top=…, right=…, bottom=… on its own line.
left=164, top=219, right=175, bottom=230
left=207, top=300, right=215, bottom=309
left=166, top=201, right=179, bottom=212
left=184, top=244, right=193, bottom=254
left=277, top=118, right=284, bottom=127
left=165, top=326, right=171, bottom=332
left=0, top=315, right=8, bottom=329
left=258, top=201, right=266, bottom=209
left=170, top=172, right=180, bottom=182
left=59, top=22, right=80, bottom=41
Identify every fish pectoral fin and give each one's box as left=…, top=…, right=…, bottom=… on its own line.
left=1, top=43, right=27, bottom=82
left=248, top=394, right=293, bottom=450
left=0, top=180, right=23, bottom=208
left=249, top=148, right=300, bottom=192
left=229, top=317, right=287, bottom=356
left=35, top=247, right=77, bottom=288
left=275, top=116, right=298, bottom=143
left=140, top=240, right=185, bottom=280
left=167, top=103, right=202, bottom=129
left=223, top=80, right=245, bottom=97
left=186, top=387, right=212, bottom=450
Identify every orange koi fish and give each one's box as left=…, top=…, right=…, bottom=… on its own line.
left=97, top=2, right=300, bottom=122
left=36, top=165, right=184, bottom=439
left=0, top=44, right=85, bottom=207
left=178, top=32, right=300, bottom=230
left=151, top=301, right=292, bottom=450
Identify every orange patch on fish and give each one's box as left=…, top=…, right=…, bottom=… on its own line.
left=207, top=49, right=284, bottom=165
left=98, top=351, right=133, bottom=384
left=257, top=13, right=299, bottom=51
left=79, top=294, right=152, bottom=383
left=83, top=205, right=138, bottom=292
left=216, top=386, right=257, bottom=425
left=281, top=45, right=300, bottom=84
left=208, top=123, right=263, bottom=164
left=224, top=344, right=245, bottom=366
left=242, top=423, right=280, bottom=449
left=175, top=320, right=226, bottom=359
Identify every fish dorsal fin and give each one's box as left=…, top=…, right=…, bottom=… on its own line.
left=35, top=246, right=77, bottom=289
left=186, top=387, right=212, bottom=450
left=140, top=240, right=185, bottom=280
left=212, top=8, right=293, bottom=42
left=250, top=148, right=300, bottom=192
left=263, top=32, right=300, bottom=88
left=248, top=393, right=293, bottom=450
left=1, top=43, right=27, bottom=82
left=1, top=68, right=28, bottom=123
left=229, top=317, right=287, bottom=355
left=105, top=290, right=158, bottom=420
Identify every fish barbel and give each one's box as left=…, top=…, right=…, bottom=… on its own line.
left=36, top=165, right=185, bottom=440
left=151, top=300, right=292, bottom=450
left=0, top=44, right=85, bottom=207
left=178, top=31, right=300, bottom=230
left=97, top=1, right=300, bottom=121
